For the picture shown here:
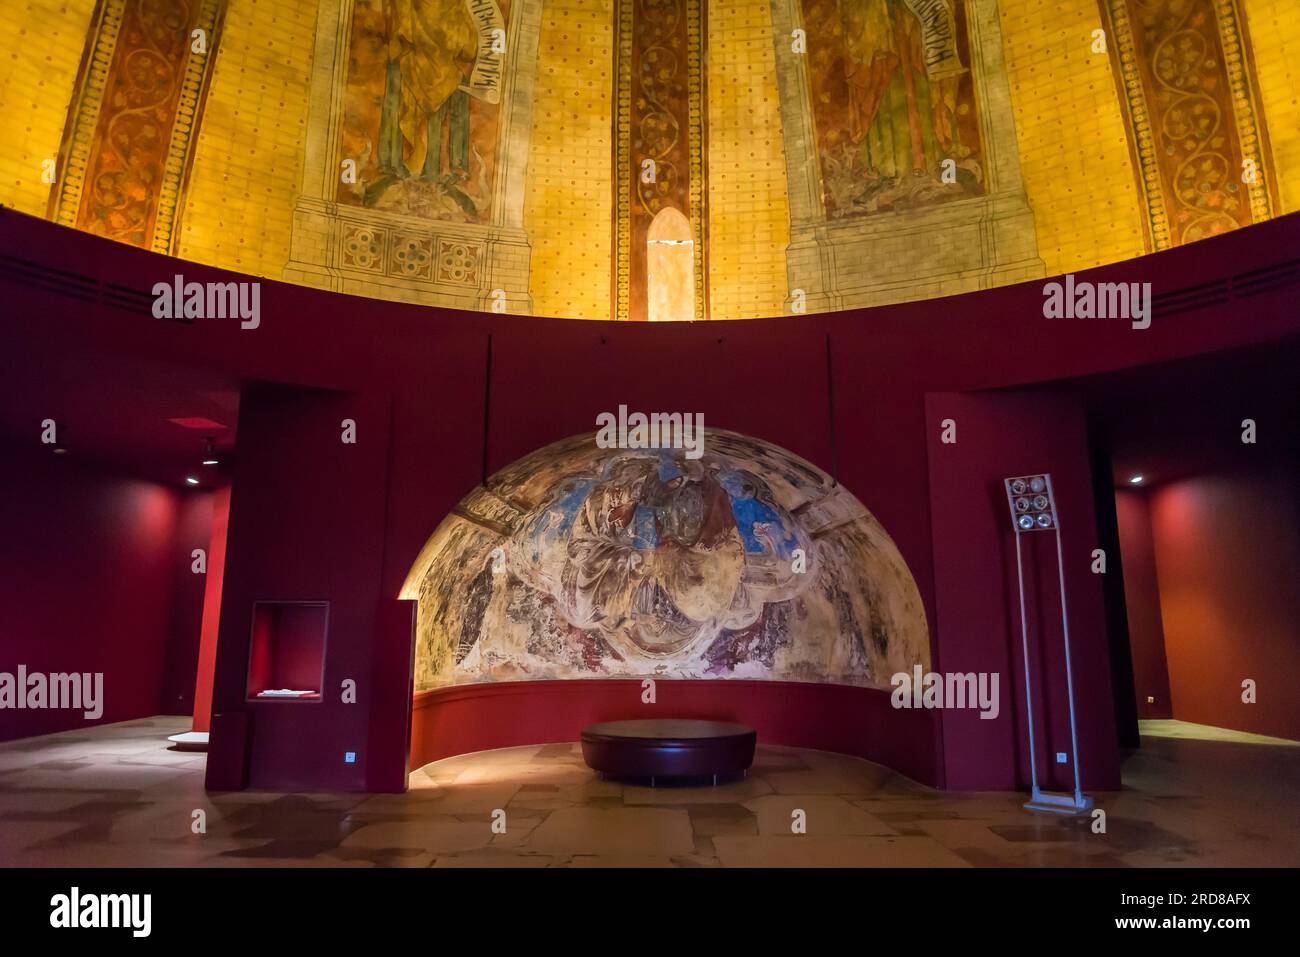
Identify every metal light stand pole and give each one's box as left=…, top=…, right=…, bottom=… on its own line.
left=1005, top=473, right=1094, bottom=815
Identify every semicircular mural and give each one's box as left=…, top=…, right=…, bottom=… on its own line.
left=402, top=430, right=930, bottom=690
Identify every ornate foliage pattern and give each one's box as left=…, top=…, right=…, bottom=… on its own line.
left=1103, top=0, right=1276, bottom=249
left=51, top=0, right=224, bottom=251
left=613, top=0, right=709, bottom=321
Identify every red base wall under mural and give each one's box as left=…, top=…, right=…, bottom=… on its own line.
left=3, top=208, right=1300, bottom=791
left=410, top=679, right=943, bottom=786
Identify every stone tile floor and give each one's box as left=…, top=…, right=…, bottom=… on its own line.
left=0, top=716, right=1295, bottom=867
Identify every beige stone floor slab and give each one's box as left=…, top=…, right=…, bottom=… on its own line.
left=712, top=834, right=972, bottom=867
left=341, top=818, right=493, bottom=854
left=373, top=783, right=522, bottom=816
left=0, top=716, right=1296, bottom=867
left=744, top=794, right=901, bottom=837
left=567, top=854, right=678, bottom=867
left=622, top=774, right=772, bottom=804
left=762, top=768, right=888, bottom=795
left=433, top=851, right=555, bottom=867
left=525, top=806, right=695, bottom=856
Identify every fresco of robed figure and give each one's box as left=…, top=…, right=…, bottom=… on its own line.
left=802, top=0, right=986, bottom=217
left=402, top=431, right=931, bottom=691
left=337, top=0, right=507, bottom=223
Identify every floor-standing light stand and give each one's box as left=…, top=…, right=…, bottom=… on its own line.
left=1003, top=473, right=1094, bottom=815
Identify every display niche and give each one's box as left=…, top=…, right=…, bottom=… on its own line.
left=246, top=601, right=328, bottom=702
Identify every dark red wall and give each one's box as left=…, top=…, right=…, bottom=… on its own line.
left=1149, top=465, right=1300, bottom=740
left=1115, top=489, right=1173, bottom=720
left=3, top=208, right=1300, bottom=788
left=192, top=485, right=230, bottom=733
left=208, top=384, right=392, bottom=791
left=159, top=489, right=216, bottom=716
left=925, top=392, right=1120, bottom=791
left=0, top=447, right=197, bottom=740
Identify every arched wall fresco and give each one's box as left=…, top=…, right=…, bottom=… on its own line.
left=402, top=430, right=930, bottom=690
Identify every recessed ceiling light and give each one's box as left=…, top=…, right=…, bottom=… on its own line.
left=1129, top=475, right=1144, bottom=485
left=201, top=436, right=219, bottom=466
left=167, top=416, right=226, bottom=430
left=185, top=476, right=200, bottom=486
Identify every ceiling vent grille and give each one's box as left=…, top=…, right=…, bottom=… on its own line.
left=1149, top=278, right=1231, bottom=317
left=0, top=255, right=98, bottom=304
left=1232, top=257, right=1300, bottom=300
left=101, top=280, right=157, bottom=315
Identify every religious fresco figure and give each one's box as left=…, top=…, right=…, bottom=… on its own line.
left=560, top=458, right=659, bottom=634
left=336, top=0, right=507, bottom=222
left=633, top=458, right=747, bottom=653
left=557, top=455, right=747, bottom=657
left=803, top=0, right=985, bottom=216
left=403, top=432, right=931, bottom=689
left=841, top=0, right=960, bottom=179
left=376, top=0, right=477, bottom=190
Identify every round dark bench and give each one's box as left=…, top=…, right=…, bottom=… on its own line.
left=580, top=719, right=757, bottom=786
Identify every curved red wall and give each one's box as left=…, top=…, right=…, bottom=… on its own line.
left=410, top=679, right=942, bottom=786
left=3, top=207, right=1299, bottom=792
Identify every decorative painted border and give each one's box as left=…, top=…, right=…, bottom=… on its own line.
left=1102, top=0, right=1277, bottom=251
left=1106, top=0, right=1172, bottom=251
left=335, top=214, right=487, bottom=292
left=47, top=0, right=224, bottom=251
left=611, top=0, right=709, bottom=321
left=47, top=0, right=125, bottom=228
left=1215, top=0, right=1276, bottom=227
left=155, top=0, right=226, bottom=255
left=612, top=0, right=635, bottom=321
left=686, top=0, right=709, bottom=323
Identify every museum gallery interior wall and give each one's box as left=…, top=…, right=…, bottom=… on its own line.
left=0, top=447, right=216, bottom=741
left=3, top=207, right=1298, bottom=789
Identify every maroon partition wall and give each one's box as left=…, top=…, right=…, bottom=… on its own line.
left=208, top=384, right=393, bottom=792
left=3, top=208, right=1299, bottom=791
left=1115, top=490, right=1174, bottom=721
left=926, top=392, right=1119, bottom=791
left=1149, top=466, right=1300, bottom=740
left=0, top=446, right=204, bottom=740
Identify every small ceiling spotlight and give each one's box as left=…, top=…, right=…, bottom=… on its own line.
left=1128, top=475, right=1144, bottom=485
left=185, top=475, right=200, bottom=486
left=201, top=436, right=219, bottom=466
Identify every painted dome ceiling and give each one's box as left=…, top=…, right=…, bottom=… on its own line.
left=1, top=0, right=1297, bottom=320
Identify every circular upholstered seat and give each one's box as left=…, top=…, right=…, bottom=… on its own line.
left=580, top=719, right=757, bottom=785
